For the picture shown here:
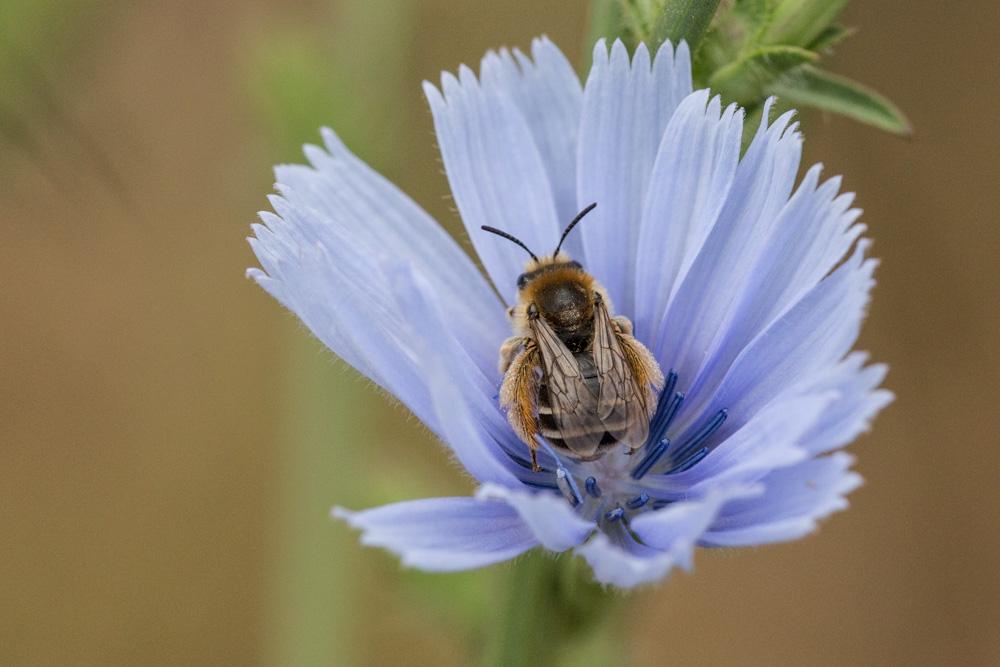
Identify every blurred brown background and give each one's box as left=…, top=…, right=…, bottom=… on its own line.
left=2, top=1, right=998, bottom=665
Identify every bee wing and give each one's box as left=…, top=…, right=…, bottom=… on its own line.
left=593, top=298, right=651, bottom=449
left=529, top=315, right=604, bottom=457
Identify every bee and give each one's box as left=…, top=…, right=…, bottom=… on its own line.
left=482, top=203, right=664, bottom=472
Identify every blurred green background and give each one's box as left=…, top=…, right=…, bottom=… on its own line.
left=2, top=0, right=999, bottom=665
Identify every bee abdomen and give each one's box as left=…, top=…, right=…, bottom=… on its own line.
left=537, top=353, right=620, bottom=457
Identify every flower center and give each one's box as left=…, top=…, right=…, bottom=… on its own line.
left=540, top=370, right=730, bottom=525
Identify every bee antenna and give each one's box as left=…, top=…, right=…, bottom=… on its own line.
left=554, top=202, right=597, bottom=256
left=480, top=225, right=539, bottom=262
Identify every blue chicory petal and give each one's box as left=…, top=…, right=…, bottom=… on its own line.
left=424, top=67, right=561, bottom=302
left=653, top=101, right=801, bottom=392
left=383, top=263, right=527, bottom=486
left=638, top=394, right=831, bottom=499
left=479, top=37, right=584, bottom=241
left=477, top=483, right=595, bottom=551
left=700, top=452, right=863, bottom=546
left=633, top=89, right=743, bottom=343
left=577, top=40, right=693, bottom=315
left=575, top=527, right=675, bottom=588
left=333, top=497, right=537, bottom=571
left=795, top=353, right=894, bottom=455
left=666, top=164, right=864, bottom=416
left=689, top=242, right=877, bottom=440
left=630, top=486, right=759, bottom=568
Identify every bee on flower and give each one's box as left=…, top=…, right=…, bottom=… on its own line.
left=248, top=37, right=891, bottom=588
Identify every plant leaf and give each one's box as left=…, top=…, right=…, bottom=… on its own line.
left=709, top=45, right=818, bottom=104
left=734, top=0, right=781, bottom=46
left=764, top=0, right=849, bottom=46
left=771, top=65, right=912, bottom=135
left=807, top=24, right=856, bottom=52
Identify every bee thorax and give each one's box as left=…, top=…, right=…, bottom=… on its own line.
left=531, top=282, right=595, bottom=352
left=534, top=282, right=591, bottom=321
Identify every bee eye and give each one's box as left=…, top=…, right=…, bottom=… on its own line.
left=568, top=261, right=583, bottom=270
left=516, top=274, right=528, bottom=289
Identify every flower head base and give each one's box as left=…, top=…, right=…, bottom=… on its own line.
left=248, top=37, right=892, bottom=588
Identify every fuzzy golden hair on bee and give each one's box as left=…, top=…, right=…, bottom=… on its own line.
left=519, top=259, right=593, bottom=294
left=482, top=203, right=665, bottom=471
left=508, top=263, right=600, bottom=339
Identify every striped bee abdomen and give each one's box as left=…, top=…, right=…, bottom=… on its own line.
left=537, top=352, right=619, bottom=459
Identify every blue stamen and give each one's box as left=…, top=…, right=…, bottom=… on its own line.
left=631, top=439, right=669, bottom=479
left=585, top=476, right=601, bottom=498
left=556, top=467, right=582, bottom=507
left=644, top=374, right=676, bottom=446
left=670, top=408, right=728, bottom=463
left=661, top=392, right=685, bottom=432
left=605, top=507, right=625, bottom=522
left=626, top=493, right=649, bottom=509
left=664, top=446, right=709, bottom=475
left=662, top=370, right=678, bottom=403
left=646, top=391, right=685, bottom=450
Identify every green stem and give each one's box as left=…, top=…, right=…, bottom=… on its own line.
left=484, top=552, right=622, bottom=667
left=265, top=337, right=363, bottom=666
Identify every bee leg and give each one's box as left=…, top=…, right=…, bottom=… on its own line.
left=499, top=343, right=543, bottom=471
left=611, top=315, right=633, bottom=336
left=498, top=336, right=525, bottom=374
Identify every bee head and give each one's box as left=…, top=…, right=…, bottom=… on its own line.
left=480, top=202, right=597, bottom=291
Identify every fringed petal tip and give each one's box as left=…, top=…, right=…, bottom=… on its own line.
left=330, top=505, right=353, bottom=523
left=701, top=453, right=864, bottom=547
left=331, top=497, right=538, bottom=572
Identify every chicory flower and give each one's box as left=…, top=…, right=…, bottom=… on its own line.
left=248, top=38, right=891, bottom=588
